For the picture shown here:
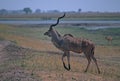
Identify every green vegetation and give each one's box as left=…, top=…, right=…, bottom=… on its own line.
left=0, top=23, right=120, bottom=81
left=0, top=24, right=120, bottom=46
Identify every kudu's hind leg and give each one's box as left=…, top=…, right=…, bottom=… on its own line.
left=91, top=55, right=100, bottom=74
left=84, top=54, right=91, bottom=72
left=90, top=48, right=100, bottom=74
left=62, top=51, right=71, bottom=71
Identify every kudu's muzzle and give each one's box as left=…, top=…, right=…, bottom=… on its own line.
left=44, top=32, right=48, bottom=35
left=44, top=31, right=51, bottom=37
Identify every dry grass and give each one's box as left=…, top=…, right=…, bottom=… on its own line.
left=0, top=37, right=120, bottom=81
left=22, top=42, right=120, bottom=81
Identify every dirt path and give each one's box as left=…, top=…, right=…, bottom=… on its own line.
left=0, top=40, right=11, bottom=51
left=0, top=41, right=11, bottom=63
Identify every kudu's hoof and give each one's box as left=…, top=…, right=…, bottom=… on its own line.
left=98, top=70, right=101, bottom=74
left=65, top=67, right=71, bottom=71
left=84, top=70, right=87, bottom=73
left=64, top=65, right=71, bottom=71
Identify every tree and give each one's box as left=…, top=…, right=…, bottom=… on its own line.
left=78, top=8, right=82, bottom=12
left=35, top=9, right=41, bottom=13
left=23, top=7, right=32, bottom=14
left=0, top=9, right=8, bottom=14
left=47, top=10, right=60, bottom=13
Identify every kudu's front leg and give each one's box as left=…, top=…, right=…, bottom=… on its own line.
left=62, top=51, right=71, bottom=71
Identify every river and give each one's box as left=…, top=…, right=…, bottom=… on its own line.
left=0, top=20, right=120, bottom=24
left=0, top=20, right=120, bottom=30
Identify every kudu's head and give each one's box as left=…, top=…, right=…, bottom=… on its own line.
left=44, top=13, right=65, bottom=37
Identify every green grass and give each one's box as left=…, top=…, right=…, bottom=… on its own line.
left=0, top=24, right=120, bottom=46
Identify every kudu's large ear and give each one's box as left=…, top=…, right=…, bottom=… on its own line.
left=50, top=13, right=66, bottom=30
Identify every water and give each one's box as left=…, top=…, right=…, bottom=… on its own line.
left=82, top=26, right=120, bottom=30
left=0, top=20, right=120, bottom=30
left=0, top=20, right=120, bottom=24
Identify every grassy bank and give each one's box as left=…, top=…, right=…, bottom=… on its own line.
left=0, top=24, right=120, bottom=81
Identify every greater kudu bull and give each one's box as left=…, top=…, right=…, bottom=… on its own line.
left=44, top=13, right=100, bottom=74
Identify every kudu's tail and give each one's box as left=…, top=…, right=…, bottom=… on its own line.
left=91, top=46, right=95, bottom=56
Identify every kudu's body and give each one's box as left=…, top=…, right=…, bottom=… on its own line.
left=44, top=13, right=100, bottom=74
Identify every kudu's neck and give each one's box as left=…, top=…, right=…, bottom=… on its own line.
left=51, top=29, right=61, bottom=41
left=51, top=29, right=62, bottom=47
